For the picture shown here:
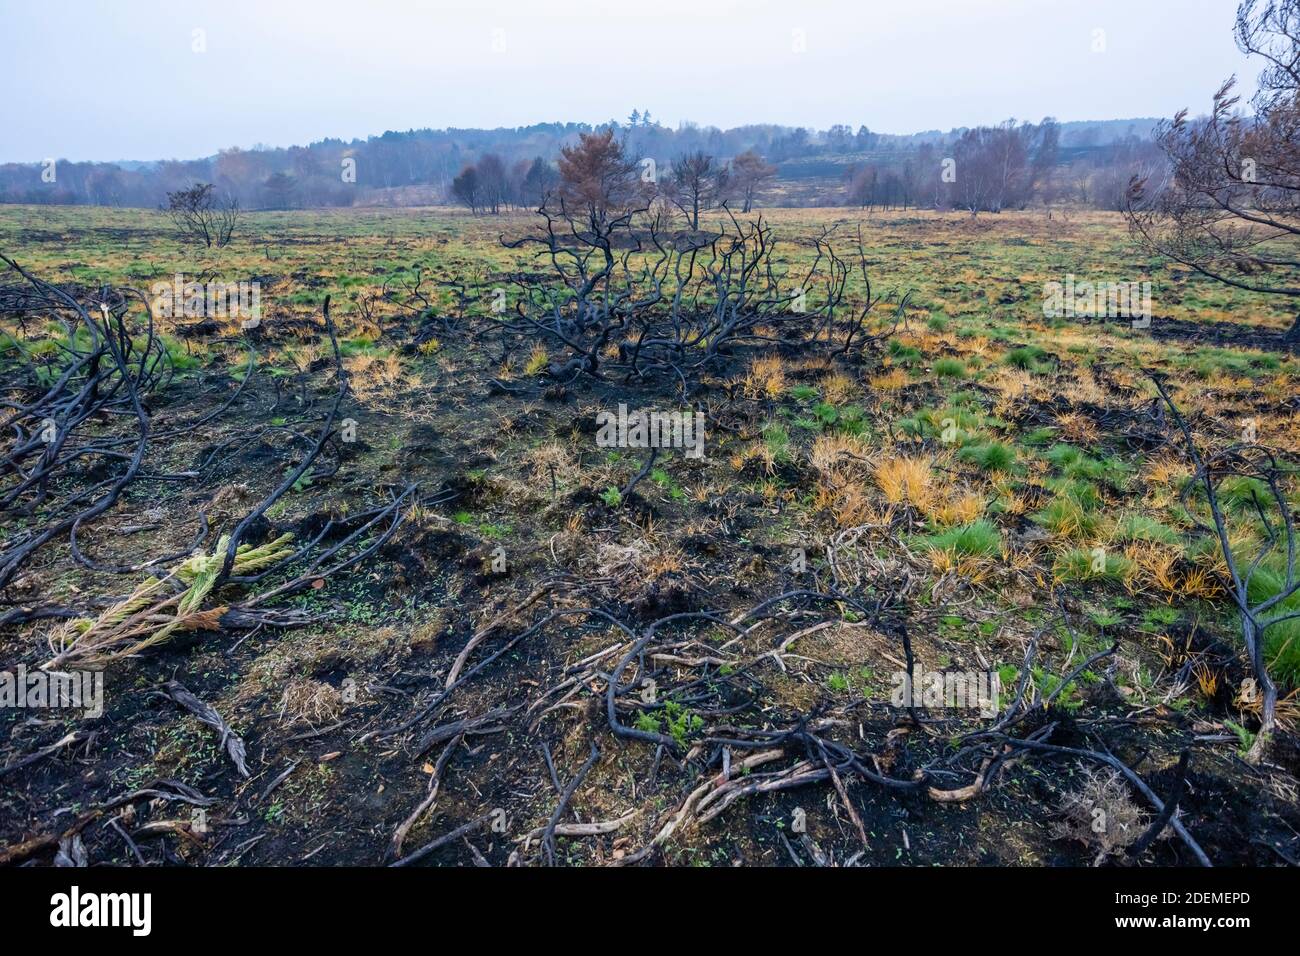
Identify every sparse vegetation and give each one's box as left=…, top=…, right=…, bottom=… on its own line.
left=2, top=0, right=1299, bottom=885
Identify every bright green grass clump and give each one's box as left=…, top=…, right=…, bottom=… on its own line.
left=1044, top=444, right=1106, bottom=480
left=898, top=406, right=984, bottom=444
left=933, top=357, right=967, bottom=379
left=1044, top=476, right=1102, bottom=510
left=1004, top=345, right=1049, bottom=372
left=958, top=441, right=1016, bottom=472
left=763, top=422, right=792, bottom=462
left=918, top=519, right=1002, bottom=557
left=1111, top=512, right=1180, bottom=545
left=888, top=339, right=923, bottom=363
left=788, top=384, right=818, bottom=402
left=1053, top=547, right=1133, bottom=583
left=1216, top=475, right=1273, bottom=512
left=1033, top=494, right=1100, bottom=538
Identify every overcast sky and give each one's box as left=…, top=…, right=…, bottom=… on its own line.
left=0, top=0, right=1258, bottom=163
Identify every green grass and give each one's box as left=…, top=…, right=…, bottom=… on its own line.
left=1248, top=565, right=1300, bottom=686
left=1054, top=547, right=1133, bottom=583
left=957, top=441, right=1016, bottom=472
left=933, top=357, right=968, bottom=379
left=1112, top=512, right=1180, bottom=545
left=898, top=405, right=985, bottom=445
left=1004, top=345, right=1048, bottom=372
left=763, top=422, right=792, bottom=462
left=1217, top=475, right=1273, bottom=512
left=888, top=339, right=923, bottom=363
left=918, top=519, right=1002, bottom=557
left=1033, top=495, right=1101, bottom=538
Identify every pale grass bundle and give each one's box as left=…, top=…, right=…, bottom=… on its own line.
left=45, top=533, right=295, bottom=669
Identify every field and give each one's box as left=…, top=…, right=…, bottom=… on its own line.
left=2, top=202, right=1299, bottom=867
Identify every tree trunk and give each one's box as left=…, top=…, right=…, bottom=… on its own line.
left=1244, top=616, right=1278, bottom=765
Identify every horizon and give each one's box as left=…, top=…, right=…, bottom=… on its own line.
left=0, top=0, right=1257, bottom=164
left=40, top=115, right=1169, bottom=170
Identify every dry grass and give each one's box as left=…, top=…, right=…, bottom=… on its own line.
left=1053, top=765, right=1150, bottom=864
left=869, top=368, right=909, bottom=391
left=279, top=678, right=344, bottom=727
left=819, top=372, right=856, bottom=404
left=810, top=433, right=872, bottom=477
left=743, top=354, right=787, bottom=400
left=874, top=454, right=934, bottom=509
left=524, top=344, right=549, bottom=375
left=927, top=487, right=986, bottom=526
left=345, top=352, right=411, bottom=399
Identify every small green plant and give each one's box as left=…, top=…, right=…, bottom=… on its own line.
left=888, top=339, right=923, bottom=363
left=1034, top=667, right=1083, bottom=712
left=933, top=357, right=967, bottom=379
left=1139, top=607, right=1180, bottom=632
left=918, top=519, right=1001, bottom=557
left=958, top=441, right=1016, bottom=473
left=763, top=422, right=792, bottom=462
left=1226, top=719, right=1256, bottom=757
left=1112, top=512, right=1180, bottom=544
left=286, top=467, right=316, bottom=494
left=600, top=486, right=622, bottom=508
left=1033, top=495, right=1100, bottom=538
left=788, top=384, right=819, bottom=402
left=658, top=700, right=704, bottom=746
left=634, top=712, right=661, bottom=734
left=1004, top=345, right=1048, bottom=372
left=1053, top=547, right=1132, bottom=583
left=812, top=401, right=839, bottom=427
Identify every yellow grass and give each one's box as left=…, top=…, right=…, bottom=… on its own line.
left=874, top=454, right=934, bottom=508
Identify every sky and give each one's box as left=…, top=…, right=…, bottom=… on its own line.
left=0, top=0, right=1260, bottom=163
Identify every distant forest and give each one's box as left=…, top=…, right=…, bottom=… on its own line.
left=0, top=115, right=1164, bottom=212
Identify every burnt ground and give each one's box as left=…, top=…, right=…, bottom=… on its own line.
left=2, top=309, right=1300, bottom=869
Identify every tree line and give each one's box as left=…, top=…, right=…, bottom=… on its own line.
left=0, top=115, right=1162, bottom=213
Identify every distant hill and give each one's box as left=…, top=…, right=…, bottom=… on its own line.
left=0, top=117, right=1167, bottom=209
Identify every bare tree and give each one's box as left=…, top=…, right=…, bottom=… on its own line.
left=729, top=149, right=777, bottom=213
left=517, top=157, right=559, bottom=209
left=451, top=165, right=482, bottom=213
left=165, top=182, right=239, bottom=247
left=499, top=201, right=838, bottom=380
left=1152, top=375, right=1299, bottom=760
left=1128, top=0, right=1300, bottom=346
left=476, top=154, right=508, bottom=214
left=668, top=151, right=729, bottom=229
